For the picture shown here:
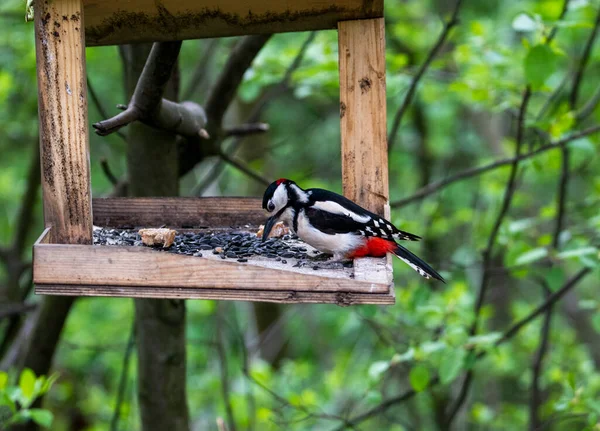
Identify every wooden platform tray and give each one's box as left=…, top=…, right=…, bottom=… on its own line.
left=33, top=197, right=395, bottom=305
left=83, top=0, right=384, bottom=46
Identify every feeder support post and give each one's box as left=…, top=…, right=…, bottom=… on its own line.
left=338, top=18, right=388, bottom=217
left=35, top=0, right=93, bottom=245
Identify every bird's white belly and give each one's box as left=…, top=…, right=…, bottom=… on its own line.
left=296, top=211, right=363, bottom=258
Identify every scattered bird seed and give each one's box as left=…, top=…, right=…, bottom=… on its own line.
left=93, top=227, right=317, bottom=264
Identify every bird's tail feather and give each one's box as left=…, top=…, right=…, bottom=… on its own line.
left=393, top=244, right=445, bottom=283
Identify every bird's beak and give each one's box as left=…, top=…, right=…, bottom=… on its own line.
left=262, top=216, right=277, bottom=242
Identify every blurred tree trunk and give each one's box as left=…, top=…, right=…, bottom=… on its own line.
left=123, top=43, right=190, bottom=430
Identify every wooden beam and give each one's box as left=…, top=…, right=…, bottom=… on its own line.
left=34, top=244, right=390, bottom=293
left=92, top=197, right=266, bottom=228
left=35, top=0, right=92, bottom=245
left=338, top=18, right=388, bottom=216
left=83, top=0, right=383, bottom=46
left=35, top=284, right=395, bottom=305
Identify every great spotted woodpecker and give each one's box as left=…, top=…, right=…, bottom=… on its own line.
left=262, top=179, right=444, bottom=282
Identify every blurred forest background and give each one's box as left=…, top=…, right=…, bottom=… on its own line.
left=1, top=0, right=600, bottom=429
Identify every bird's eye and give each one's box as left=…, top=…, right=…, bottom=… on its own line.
left=267, top=201, right=275, bottom=212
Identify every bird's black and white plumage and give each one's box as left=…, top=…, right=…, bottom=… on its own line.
left=261, top=179, right=444, bottom=282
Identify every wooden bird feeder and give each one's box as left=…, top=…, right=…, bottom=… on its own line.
left=32, top=0, right=395, bottom=305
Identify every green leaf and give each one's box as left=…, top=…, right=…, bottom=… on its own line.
left=557, top=247, right=598, bottom=260
left=391, top=348, right=415, bottom=363
left=592, top=313, right=600, bottom=333
left=524, top=44, right=558, bottom=89
left=8, top=409, right=31, bottom=425
left=0, top=372, right=8, bottom=391
left=409, top=365, right=430, bottom=392
left=40, top=373, right=59, bottom=395
left=515, top=247, right=548, bottom=265
left=544, top=266, right=565, bottom=292
left=468, top=332, right=502, bottom=346
left=19, top=369, right=36, bottom=404
left=368, top=361, right=390, bottom=380
left=439, top=348, right=466, bottom=385
left=0, top=393, right=16, bottom=414
left=30, top=409, right=53, bottom=428
left=512, top=13, right=539, bottom=32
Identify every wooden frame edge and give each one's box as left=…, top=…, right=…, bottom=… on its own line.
left=34, top=284, right=395, bottom=305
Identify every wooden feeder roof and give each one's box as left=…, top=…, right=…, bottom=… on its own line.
left=84, top=0, right=384, bottom=46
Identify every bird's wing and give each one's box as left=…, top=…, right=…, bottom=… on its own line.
left=304, top=206, right=368, bottom=235
left=307, top=189, right=420, bottom=241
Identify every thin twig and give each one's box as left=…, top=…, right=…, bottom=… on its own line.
left=87, top=77, right=127, bottom=142
left=93, top=107, right=141, bottom=136
left=331, top=267, right=591, bottom=431
left=569, top=6, right=600, bottom=108
left=495, top=268, right=590, bottom=344
left=546, top=0, right=571, bottom=43
left=218, top=150, right=271, bottom=186
left=12, top=148, right=40, bottom=256
left=388, top=0, right=463, bottom=152
left=529, top=282, right=553, bottom=431
left=183, top=39, right=220, bottom=100
left=110, top=321, right=136, bottom=431
left=0, top=303, right=37, bottom=320
left=205, top=35, right=272, bottom=125
left=229, top=307, right=256, bottom=431
left=216, top=305, right=237, bottom=431
left=445, top=87, right=531, bottom=427
left=224, top=123, right=270, bottom=137
left=575, top=84, right=600, bottom=122
left=192, top=32, right=315, bottom=195
left=390, top=124, right=600, bottom=208
left=100, top=158, right=119, bottom=186
left=94, top=41, right=207, bottom=140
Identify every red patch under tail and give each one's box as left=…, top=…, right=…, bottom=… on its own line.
left=348, top=237, right=397, bottom=258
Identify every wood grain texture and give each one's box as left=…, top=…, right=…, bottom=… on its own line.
left=83, top=0, right=383, bottom=46
left=338, top=18, right=388, bottom=216
left=33, top=244, right=390, bottom=293
left=92, top=197, right=266, bottom=228
left=35, top=0, right=92, bottom=245
left=35, top=284, right=395, bottom=305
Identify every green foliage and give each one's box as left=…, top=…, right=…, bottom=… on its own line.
left=0, top=369, right=57, bottom=428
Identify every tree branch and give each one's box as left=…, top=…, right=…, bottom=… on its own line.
left=224, top=123, right=270, bottom=137
left=444, top=87, right=531, bottom=427
left=110, top=321, right=135, bottom=431
left=529, top=282, right=553, bottom=431
left=189, top=32, right=315, bottom=192
left=183, top=38, right=220, bottom=101
left=390, top=124, right=600, bottom=208
left=569, top=6, right=600, bottom=108
left=87, top=77, right=127, bottom=142
left=332, top=267, right=591, bottom=431
left=388, top=0, right=464, bottom=152
left=217, top=305, right=237, bottom=431
left=205, top=35, right=272, bottom=126
left=93, top=42, right=208, bottom=140
left=218, top=150, right=271, bottom=186
left=12, top=148, right=40, bottom=257
left=546, top=0, right=570, bottom=42
left=575, top=84, right=600, bottom=122
left=0, top=303, right=37, bottom=321
left=100, top=158, right=119, bottom=186
left=178, top=35, right=273, bottom=179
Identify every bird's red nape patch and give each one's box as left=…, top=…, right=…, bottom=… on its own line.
left=276, top=178, right=287, bottom=186
left=349, top=237, right=396, bottom=258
